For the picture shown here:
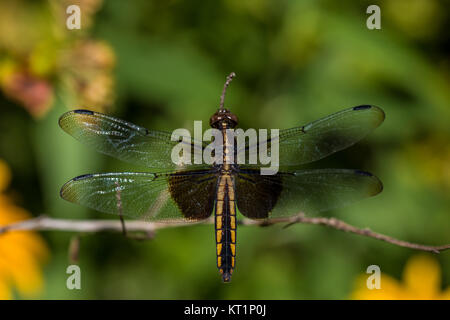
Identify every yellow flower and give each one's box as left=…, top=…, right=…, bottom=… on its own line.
left=351, top=254, right=450, bottom=300
left=0, top=159, right=49, bottom=299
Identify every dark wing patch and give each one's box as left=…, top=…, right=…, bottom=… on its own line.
left=235, top=169, right=283, bottom=219
left=168, top=171, right=218, bottom=220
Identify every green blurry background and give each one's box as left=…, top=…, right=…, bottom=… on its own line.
left=0, top=0, right=449, bottom=299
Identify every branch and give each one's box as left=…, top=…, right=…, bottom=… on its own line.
left=1, top=214, right=449, bottom=253
left=241, top=214, right=450, bottom=254
left=0, top=215, right=202, bottom=239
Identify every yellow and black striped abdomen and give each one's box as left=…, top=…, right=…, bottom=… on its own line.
left=215, top=174, right=236, bottom=282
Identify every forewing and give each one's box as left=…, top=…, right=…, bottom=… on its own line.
left=60, top=170, right=217, bottom=222
left=238, top=105, right=385, bottom=168
left=236, top=168, right=382, bottom=219
left=59, top=110, right=208, bottom=171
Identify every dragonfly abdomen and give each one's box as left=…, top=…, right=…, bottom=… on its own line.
left=215, top=174, right=236, bottom=282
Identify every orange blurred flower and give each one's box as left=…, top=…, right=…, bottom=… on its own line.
left=351, top=254, right=450, bottom=300
left=0, top=159, right=49, bottom=299
left=0, top=70, right=53, bottom=118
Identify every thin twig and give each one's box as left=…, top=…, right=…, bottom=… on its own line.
left=0, top=214, right=449, bottom=253
left=240, top=214, right=450, bottom=253
left=0, top=215, right=203, bottom=234
left=219, top=72, right=236, bottom=110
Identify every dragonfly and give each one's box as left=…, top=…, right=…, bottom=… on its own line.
left=59, top=72, right=385, bottom=282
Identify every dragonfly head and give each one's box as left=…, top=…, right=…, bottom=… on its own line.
left=210, top=108, right=238, bottom=129
left=210, top=72, right=238, bottom=129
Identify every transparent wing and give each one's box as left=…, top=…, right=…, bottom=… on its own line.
left=60, top=170, right=218, bottom=222
left=238, top=105, right=385, bottom=168
left=59, top=109, right=208, bottom=171
left=235, top=168, right=383, bottom=219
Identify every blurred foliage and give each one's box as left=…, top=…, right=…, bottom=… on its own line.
left=0, top=0, right=115, bottom=117
left=0, top=0, right=449, bottom=299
